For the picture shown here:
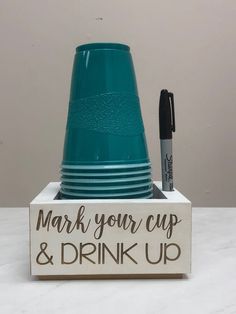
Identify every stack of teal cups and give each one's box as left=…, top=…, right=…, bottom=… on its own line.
left=60, top=43, right=153, bottom=199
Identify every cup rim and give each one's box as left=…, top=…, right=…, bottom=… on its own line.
left=61, top=175, right=151, bottom=184
left=60, top=168, right=151, bottom=177
left=60, top=191, right=153, bottom=199
left=76, top=43, right=130, bottom=52
left=60, top=186, right=153, bottom=197
left=61, top=181, right=152, bottom=191
left=61, top=162, right=151, bottom=170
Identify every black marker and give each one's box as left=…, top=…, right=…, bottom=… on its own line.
left=159, top=89, right=175, bottom=191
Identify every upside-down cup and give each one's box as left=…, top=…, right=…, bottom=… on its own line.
left=61, top=43, right=153, bottom=199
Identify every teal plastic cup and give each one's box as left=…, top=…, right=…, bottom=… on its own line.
left=61, top=42, right=153, bottom=199
left=62, top=43, right=150, bottom=165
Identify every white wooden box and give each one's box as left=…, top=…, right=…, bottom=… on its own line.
left=29, top=181, right=191, bottom=278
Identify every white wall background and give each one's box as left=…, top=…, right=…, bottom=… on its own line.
left=0, top=0, right=236, bottom=207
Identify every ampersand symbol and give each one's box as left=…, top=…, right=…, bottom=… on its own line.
left=36, top=242, right=54, bottom=265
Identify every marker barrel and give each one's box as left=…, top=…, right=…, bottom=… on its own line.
left=160, top=139, right=173, bottom=191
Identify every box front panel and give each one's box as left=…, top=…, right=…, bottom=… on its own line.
left=30, top=202, right=191, bottom=276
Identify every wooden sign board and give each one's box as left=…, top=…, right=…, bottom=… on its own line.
left=29, top=182, right=191, bottom=278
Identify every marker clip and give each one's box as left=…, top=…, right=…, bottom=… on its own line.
left=168, top=92, right=175, bottom=132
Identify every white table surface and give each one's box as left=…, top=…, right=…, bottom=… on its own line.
left=0, top=207, right=236, bottom=314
